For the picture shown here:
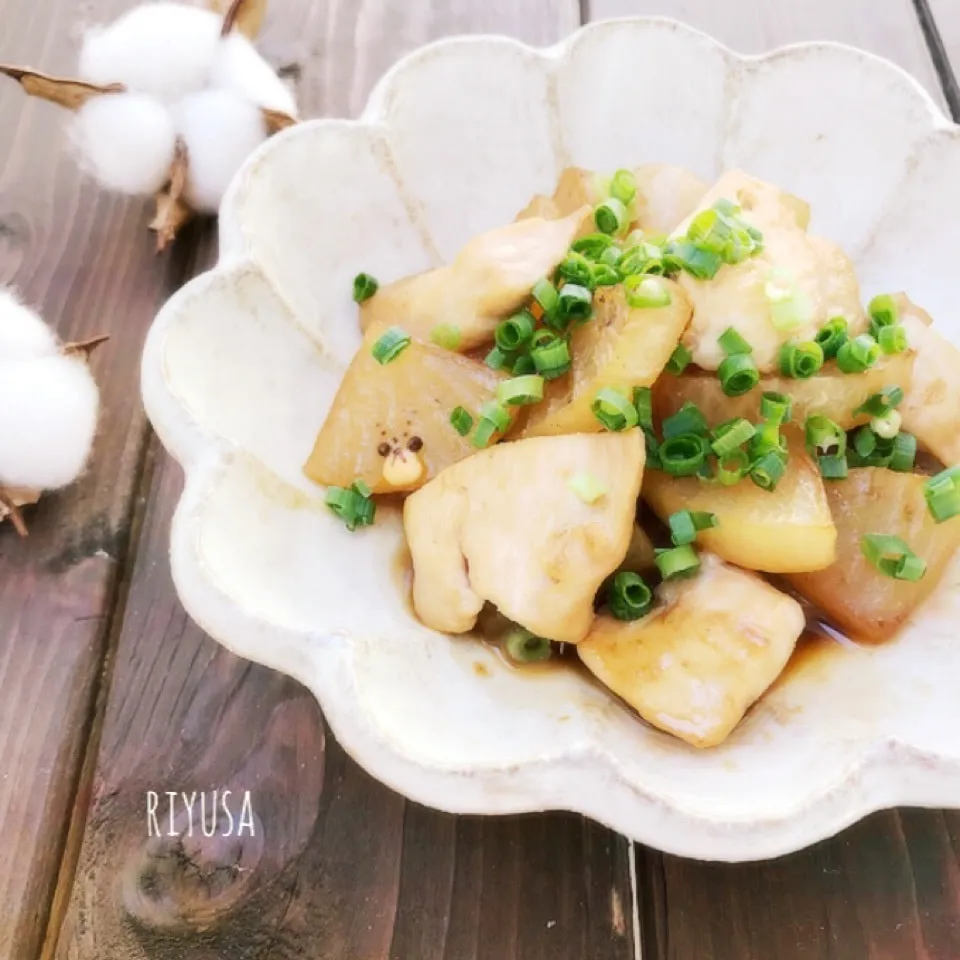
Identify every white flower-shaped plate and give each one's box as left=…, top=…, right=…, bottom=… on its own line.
left=141, top=17, right=960, bottom=862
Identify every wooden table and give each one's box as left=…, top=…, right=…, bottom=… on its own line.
left=2, top=0, right=960, bottom=957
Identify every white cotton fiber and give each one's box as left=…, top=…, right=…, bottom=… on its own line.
left=78, top=3, right=222, bottom=101
left=0, top=290, right=58, bottom=360
left=175, top=89, right=267, bottom=213
left=210, top=34, right=298, bottom=116
left=72, top=93, right=177, bottom=195
left=0, top=355, right=99, bottom=489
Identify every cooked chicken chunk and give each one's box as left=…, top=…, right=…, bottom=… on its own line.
left=360, top=207, right=591, bottom=351
left=404, top=430, right=645, bottom=643
left=895, top=294, right=960, bottom=466
left=578, top=554, right=804, bottom=748
left=674, top=170, right=866, bottom=373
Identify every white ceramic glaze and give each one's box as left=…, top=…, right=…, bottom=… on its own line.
left=141, top=18, right=960, bottom=861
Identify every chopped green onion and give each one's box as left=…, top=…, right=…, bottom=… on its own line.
left=879, top=324, right=908, bottom=354
left=595, top=197, right=628, bottom=235
left=837, top=334, right=881, bottom=373
left=608, top=571, right=654, bottom=621
left=533, top=278, right=560, bottom=320
left=714, top=198, right=741, bottom=217
left=504, top=628, right=552, bottom=663
left=815, top=316, right=849, bottom=359
left=718, top=353, right=760, bottom=397
left=619, top=242, right=665, bottom=278
left=818, top=454, right=848, bottom=480
left=325, top=481, right=376, bottom=531
left=805, top=415, right=847, bottom=457
left=871, top=410, right=902, bottom=440
left=890, top=432, right=917, bottom=472
left=659, top=434, right=706, bottom=476
left=665, top=343, right=692, bottom=375
left=557, top=252, right=595, bottom=289
left=718, top=449, right=750, bottom=485
left=610, top=169, right=637, bottom=205
left=497, top=375, right=544, bottom=406
left=711, top=418, right=756, bottom=456
left=371, top=327, right=411, bottom=365
left=848, top=435, right=895, bottom=469
left=624, top=275, right=671, bottom=308
left=663, top=241, right=723, bottom=280
left=663, top=401, right=707, bottom=440
left=485, top=345, right=511, bottom=370
left=854, top=386, right=904, bottom=418
left=750, top=450, right=788, bottom=491
left=450, top=406, right=473, bottom=436
left=668, top=509, right=719, bottom=546
left=479, top=401, right=511, bottom=432
left=353, top=479, right=372, bottom=498
left=861, top=533, right=926, bottom=581
left=568, top=472, right=607, bottom=504
left=853, top=426, right=877, bottom=459
left=718, top=327, right=753, bottom=356
left=655, top=544, right=701, bottom=580
left=868, top=293, right=899, bottom=337
left=572, top=233, right=616, bottom=259
left=643, top=428, right=662, bottom=470
left=592, top=263, right=622, bottom=286
left=430, top=323, right=461, bottom=350
left=633, top=387, right=653, bottom=431
left=557, top=283, right=594, bottom=324
left=763, top=271, right=811, bottom=332
left=531, top=336, right=571, bottom=380
left=778, top=340, right=824, bottom=379
left=471, top=417, right=498, bottom=449
left=761, top=391, right=792, bottom=424
left=352, top=272, right=379, bottom=303
left=592, top=387, right=639, bottom=432
left=924, top=467, right=960, bottom=523
left=512, top=354, right=536, bottom=375
left=495, top=311, right=535, bottom=352
left=749, top=418, right=784, bottom=460
left=599, top=245, right=623, bottom=267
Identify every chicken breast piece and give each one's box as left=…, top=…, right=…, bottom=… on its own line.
left=896, top=293, right=960, bottom=466
left=578, top=554, right=804, bottom=748
left=360, top=206, right=591, bottom=351
left=673, top=170, right=866, bottom=373
left=404, top=430, right=645, bottom=643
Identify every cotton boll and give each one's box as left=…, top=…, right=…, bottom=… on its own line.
left=78, top=3, right=222, bottom=101
left=72, top=93, right=177, bottom=195
left=0, top=290, right=58, bottom=360
left=210, top=34, right=298, bottom=115
left=0, top=355, right=99, bottom=490
left=176, top=89, right=267, bottom=213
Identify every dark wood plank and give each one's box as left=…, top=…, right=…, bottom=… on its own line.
left=585, top=2, right=960, bottom=958
left=55, top=3, right=639, bottom=959
left=0, top=1, right=203, bottom=955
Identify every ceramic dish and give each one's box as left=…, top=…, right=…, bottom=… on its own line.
left=141, top=17, right=960, bottom=861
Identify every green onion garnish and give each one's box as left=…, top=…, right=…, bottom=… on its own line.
left=749, top=418, right=784, bottom=459
left=568, top=472, right=607, bottom=504
left=592, top=263, right=622, bottom=287
left=497, top=375, right=544, bottom=406
left=643, top=428, right=662, bottom=470
left=890, top=432, right=917, bottom=472
left=619, top=242, right=665, bottom=278
left=592, top=387, right=639, bottom=432
left=557, top=252, right=596, bottom=289
left=530, top=335, right=571, bottom=380
left=837, top=334, right=880, bottom=373
left=472, top=418, right=497, bottom=448
left=610, top=168, right=637, bottom=205
left=717, top=449, right=750, bottom=485
left=924, top=467, right=960, bottom=523
left=668, top=509, right=719, bottom=546
left=764, top=274, right=810, bottom=333
left=665, top=343, right=692, bottom=375
left=870, top=410, right=902, bottom=440
left=659, top=435, right=706, bottom=476
left=805, top=415, right=847, bottom=457
left=624, top=275, right=671, bottom=309
left=485, top=345, right=511, bottom=370
left=815, top=316, right=849, bottom=359
left=655, top=544, right=701, bottom=580
left=371, top=327, right=411, bottom=365
left=557, top=283, right=594, bottom=325
left=778, top=340, right=824, bottom=379
left=532, top=278, right=560, bottom=320
left=663, top=401, right=707, bottom=440
left=352, top=272, right=379, bottom=303
left=325, top=481, right=376, bottom=531
left=861, top=533, right=926, bottom=581
left=750, top=450, right=787, bottom=491
left=760, top=391, right=792, bottom=424
left=599, top=245, right=623, bottom=267
left=512, top=354, right=535, bottom=375
left=450, top=406, right=473, bottom=436
left=710, top=417, right=756, bottom=457
left=633, top=387, right=653, bottom=431
left=504, top=628, right=552, bottom=663
left=607, top=571, right=654, bottom=621
left=430, top=323, right=461, bottom=350
left=878, top=324, right=908, bottom=354
left=718, top=352, right=760, bottom=397
left=479, top=401, right=510, bottom=433
left=595, top=197, right=628, bottom=235
left=854, top=386, right=904, bottom=419
left=663, top=241, right=723, bottom=280
left=818, top=454, right=848, bottom=480
left=495, top=311, right=535, bottom=352
left=853, top=426, right=877, bottom=459
left=868, top=293, right=899, bottom=337
left=572, top=233, right=616, bottom=259
left=718, top=327, right=753, bottom=356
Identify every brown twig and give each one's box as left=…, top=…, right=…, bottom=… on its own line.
left=63, top=334, right=110, bottom=358
left=262, top=107, right=298, bottom=135
left=0, top=64, right=123, bottom=110
left=219, top=0, right=266, bottom=38
left=0, top=490, right=29, bottom=538
left=150, top=139, right=192, bottom=253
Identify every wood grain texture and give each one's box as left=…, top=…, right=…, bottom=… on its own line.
left=0, top=0, right=203, bottom=955
left=55, top=2, right=637, bottom=959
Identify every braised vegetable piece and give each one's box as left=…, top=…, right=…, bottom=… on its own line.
left=304, top=325, right=516, bottom=494
left=787, top=468, right=960, bottom=642
left=403, top=430, right=645, bottom=644
left=578, top=554, right=804, bottom=748
left=643, top=433, right=836, bottom=573
left=519, top=281, right=692, bottom=438
left=653, top=350, right=915, bottom=431
left=672, top=170, right=866, bottom=373
left=359, top=206, right=591, bottom=351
